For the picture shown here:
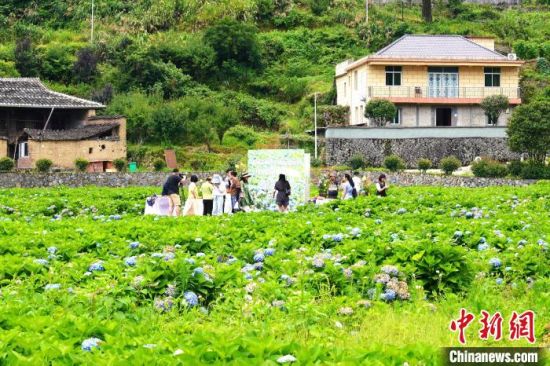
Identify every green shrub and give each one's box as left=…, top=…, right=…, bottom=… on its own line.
left=349, top=154, right=366, bottom=170
left=439, top=156, right=461, bottom=175
left=394, top=241, right=474, bottom=295
left=519, top=161, right=550, bottom=179
left=471, top=158, right=508, bottom=178
left=0, top=157, right=15, bottom=171
left=114, top=159, right=127, bottom=172
left=417, top=158, right=432, bottom=173
left=383, top=154, right=405, bottom=172
left=311, top=158, right=323, bottom=168
left=153, top=159, right=166, bottom=172
left=74, top=158, right=89, bottom=172
left=223, top=125, right=259, bottom=148
left=507, top=160, right=523, bottom=177
left=35, top=159, right=53, bottom=172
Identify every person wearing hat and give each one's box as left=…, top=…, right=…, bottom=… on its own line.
left=211, top=174, right=225, bottom=216
left=239, top=172, right=253, bottom=212
left=201, top=176, right=215, bottom=216
left=376, top=174, right=388, bottom=197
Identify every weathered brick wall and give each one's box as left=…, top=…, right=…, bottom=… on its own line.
left=326, top=137, right=521, bottom=167
left=0, top=171, right=535, bottom=189
left=28, top=139, right=126, bottom=169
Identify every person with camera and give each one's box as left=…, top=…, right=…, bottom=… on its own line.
left=162, top=169, right=185, bottom=216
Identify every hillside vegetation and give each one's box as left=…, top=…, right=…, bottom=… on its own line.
left=0, top=1, right=549, bottom=167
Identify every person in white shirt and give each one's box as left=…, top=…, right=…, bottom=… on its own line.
left=211, top=174, right=226, bottom=216
left=341, top=173, right=356, bottom=200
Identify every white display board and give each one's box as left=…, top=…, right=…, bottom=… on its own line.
left=248, top=149, right=310, bottom=211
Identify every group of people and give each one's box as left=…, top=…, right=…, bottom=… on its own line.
left=160, top=169, right=293, bottom=216
left=321, top=172, right=388, bottom=200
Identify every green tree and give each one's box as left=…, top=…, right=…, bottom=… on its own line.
left=480, top=95, right=509, bottom=126
left=203, top=18, right=261, bottom=70
left=14, top=37, right=38, bottom=77
left=507, top=100, right=550, bottom=164
left=365, top=99, right=397, bottom=126
left=73, top=47, right=99, bottom=83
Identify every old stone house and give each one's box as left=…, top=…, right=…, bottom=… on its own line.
left=328, top=35, right=523, bottom=166
left=0, top=78, right=126, bottom=171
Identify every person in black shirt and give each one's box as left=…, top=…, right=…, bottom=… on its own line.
left=273, top=174, right=291, bottom=213
left=162, top=169, right=185, bottom=216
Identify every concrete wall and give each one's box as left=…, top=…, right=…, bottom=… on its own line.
left=326, top=136, right=521, bottom=167
left=396, top=105, right=513, bottom=127
left=0, top=171, right=535, bottom=189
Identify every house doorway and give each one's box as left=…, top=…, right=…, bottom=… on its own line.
left=436, top=108, right=452, bottom=126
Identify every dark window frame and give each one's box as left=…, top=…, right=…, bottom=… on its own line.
left=385, top=66, right=402, bottom=86
left=484, top=67, right=501, bottom=87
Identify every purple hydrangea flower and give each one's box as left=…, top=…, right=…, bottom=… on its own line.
left=264, top=248, right=275, bottom=256
left=332, top=234, right=343, bottom=242
left=380, top=289, right=396, bottom=302
left=88, top=261, right=105, bottom=272
left=129, top=241, right=140, bottom=249
left=47, top=246, right=57, bottom=254
left=183, top=291, right=198, bottom=307
left=253, top=253, right=265, bottom=263
left=381, top=265, right=399, bottom=276
left=477, top=243, right=489, bottom=251
left=489, top=258, right=502, bottom=268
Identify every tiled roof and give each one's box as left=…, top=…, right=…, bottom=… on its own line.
left=374, top=35, right=507, bottom=60
left=0, top=78, right=104, bottom=109
left=23, top=123, right=119, bottom=141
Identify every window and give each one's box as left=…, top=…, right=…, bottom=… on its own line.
left=343, top=82, right=347, bottom=97
left=484, top=67, right=500, bottom=87
left=385, top=66, right=402, bottom=86
left=89, top=147, right=93, bottom=154
left=360, top=105, right=364, bottom=123
left=19, top=142, right=29, bottom=158
left=428, top=66, right=459, bottom=97
left=355, top=106, right=360, bottom=124
left=354, top=70, right=358, bottom=90
left=390, top=108, right=401, bottom=125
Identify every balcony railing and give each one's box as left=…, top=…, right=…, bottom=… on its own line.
left=367, top=86, right=520, bottom=99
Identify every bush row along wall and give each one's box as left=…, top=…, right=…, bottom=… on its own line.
left=0, top=171, right=535, bottom=189
left=326, top=137, right=521, bottom=168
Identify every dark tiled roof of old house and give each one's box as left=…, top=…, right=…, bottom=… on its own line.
left=23, top=123, right=119, bottom=141
left=0, top=78, right=104, bottom=109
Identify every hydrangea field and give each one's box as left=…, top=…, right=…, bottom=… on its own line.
left=0, top=184, right=549, bottom=364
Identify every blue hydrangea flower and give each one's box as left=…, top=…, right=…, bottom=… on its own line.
left=367, top=288, right=376, bottom=299
left=465, top=212, right=474, bottom=219
left=165, top=284, right=177, bottom=297
left=375, top=219, right=382, bottom=225
left=332, top=234, right=343, bottom=242
left=495, top=278, right=504, bottom=285
left=253, top=253, right=265, bottom=263
left=479, top=237, right=486, bottom=244
left=154, top=297, right=174, bottom=312
left=47, top=246, right=57, bottom=254
left=264, top=248, right=275, bottom=256
left=129, top=241, right=140, bottom=249
left=110, top=214, right=122, bottom=220
left=244, top=273, right=253, bottom=280
left=397, top=208, right=407, bottom=215
left=45, top=283, right=61, bottom=291
left=227, top=256, right=237, bottom=264
left=477, top=243, right=489, bottom=251
left=505, top=266, right=512, bottom=272
left=453, top=231, right=463, bottom=238
left=489, top=258, right=502, bottom=268
left=88, top=261, right=105, bottom=272
left=183, top=291, right=198, bottom=307
left=192, top=267, right=204, bottom=276
left=241, top=264, right=255, bottom=273
left=124, top=256, right=137, bottom=267
left=196, top=252, right=205, bottom=258
left=322, top=234, right=331, bottom=241
left=34, top=258, right=49, bottom=265
left=185, top=258, right=195, bottom=265
left=380, top=289, right=396, bottom=302
left=81, top=337, right=102, bottom=351
left=253, top=262, right=263, bottom=271
left=280, top=274, right=290, bottom=282
left=350, top=227, right=361, bottom=237
left=312, top=257, right=325, bottom=268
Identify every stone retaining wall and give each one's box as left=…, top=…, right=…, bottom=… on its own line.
left=326, top=137, right=521, bottom=167
left=0, top=171, right=535, bottom=188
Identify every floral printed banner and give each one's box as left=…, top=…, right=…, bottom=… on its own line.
left=248, top=149, right=310, bottom=211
